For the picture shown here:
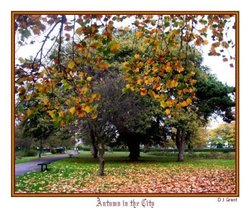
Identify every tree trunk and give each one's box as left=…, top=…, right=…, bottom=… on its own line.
left=98, top=143, right=105, bottom=176
left=38, top=137, right=43, bottom=158
left=188, top=143, right=193, bottom=155
left=90, top=129, right=98, bottom=158
left=177, top=141, right=185, bottom=162
left=127, top=135, right=140, bottom=161
left=175, top=129, right=185, bottom=162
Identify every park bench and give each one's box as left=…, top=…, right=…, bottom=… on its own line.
left=37, top=162, right=50, bottom=172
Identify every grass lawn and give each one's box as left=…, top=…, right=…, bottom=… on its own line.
left=15, top=156, right=40, bottom=164
left=15, top=151, right=236, bottom=194
left=15, top=153, right=68, bottom=164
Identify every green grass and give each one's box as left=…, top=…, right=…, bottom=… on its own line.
left=15, top=151, right=236, bottom=193
left=15, top=156, right=40, bottom=164
left=15, top=153, right=68, bottom=164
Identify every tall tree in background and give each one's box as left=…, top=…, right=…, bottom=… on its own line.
left=169, top=57, right=235, bottom=161
left=209, top=122, right=235, bottom=148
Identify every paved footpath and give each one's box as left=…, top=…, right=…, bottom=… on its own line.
left=15, top=154, right=70, bottom=176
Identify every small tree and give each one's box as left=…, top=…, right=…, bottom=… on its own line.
left=209, top=122, right=235, bottom=148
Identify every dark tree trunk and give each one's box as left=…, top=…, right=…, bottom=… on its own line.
left=38, top=137, right=43, bottom=158
left=127, top=135, right=140, bottom=161
left=175, top=129, right=185, bottom=162
left=188, top=143, right=193, bottom=155
left=98, top=143, right=105, bottom=176
left=90, top=129, right=98, bottom=158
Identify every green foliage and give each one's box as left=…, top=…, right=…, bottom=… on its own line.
left=147, top=148, right=235, bottom=153
left=209, top=122, right=235, bottom=147
left=16, top=149, right=37, bottom=158
left=195, top=66, right=235, bottom=122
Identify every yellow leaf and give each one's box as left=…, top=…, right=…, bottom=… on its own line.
left=135, top=31, right=144, bottom=38
left=176, top=103, right=182, bottom=108
left=176, top=65, right=185, bottom=73
left=79, top=72, right=85, bottom=79
left=58, top=111, right=65, bottom=118
left=69, top=107, right=76, bottom=115
left=91, top=113, right=98, bottom=119
left=60, top=121, right=65, bottom=126
left=43, top=98, right=49, bottom=105
left=134, top=68, right=140, bottom=73
left=36, top=84, right=46, bottom=93
left=172, top=29, right=180, bottom=35
left=138, top=62, right=144, bottom=68
left=65, top=99, right=71, bottom=106
left=168, top=80, right=178, bottom=88
left=91, top=93, right=100, bottom=100
left=87, top=76, right=92, bottom=81
left=75, top=27, right=83, bottom=35
left=203, top=39, right=209, bottom=45
left=160, top=101, right=166, bottom=108
left=153, top=82, right=161, bottom=91
left=110, top=41, right=121, bottom=53
left=190, top=79, right=197, bottom=85
left=26, top=109, right=33, bottom=117
left=83, top=105, right=92, bottom=113
left=166, top=100, right=173, bottom=107
left=48, top=110, right=55, bottom=118
left=98, top=62, right=110, bottom=70
left=137, top=79, right=143, bottom=85
left=152, top=66, right=158, bottom=73
left=122, top=61, right=130, bottom=68
left=81, top=86, right=88, bottom=95
left=165, top=109, right=170, bottom=115
left=149, top=90, right=160, bottom=100
left=181, top=101, right=188, bottom=107
left=78, top=111, right=86, bottom=118
left=18, top=87, right=26, bottom=95
left=134, top=54, right=141, bottom=60
left=125, top=27, right=130, bottom=32
left=145, top=77, right=154, bottom=85
left=74, top=97, right=80, bottom=104
left=68, top=60, right=75, bottom=69
left=164, top=63, right=172, bottom=72
left=186, top=98, right=192, bottom=105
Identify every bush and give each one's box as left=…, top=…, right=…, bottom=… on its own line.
left=146, top=148, right=235, bottom=153
left=76, top=145, right=87, bottom=151
left=16, top=149, right=37, bottom=158
left=24, top=149, right=37, bottom=156
left=148, top=151, right=235, bottom=160
left=51, top=148, right=57, bottom=154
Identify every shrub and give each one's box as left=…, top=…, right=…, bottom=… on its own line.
left=16, top=149, right=38, bottom=157
left=24, top=149, right=37, bottom=156
left=51, top=148, right=57, bottom=154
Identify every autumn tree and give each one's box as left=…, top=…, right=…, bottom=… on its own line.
left=208, top=122, right=235, bottom=148
left=76, top=68, right=166, bottom=162
left=15, top=124, right=35, bottom=150
left=168, top=55, right=235, bottom=161
left=45, top=127, right=75, bottom=150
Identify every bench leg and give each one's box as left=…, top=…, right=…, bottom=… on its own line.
left=40, top=164, right=47, bottom=171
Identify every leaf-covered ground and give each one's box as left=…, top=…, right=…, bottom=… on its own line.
left=15, top=152, right=236, bottom=194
